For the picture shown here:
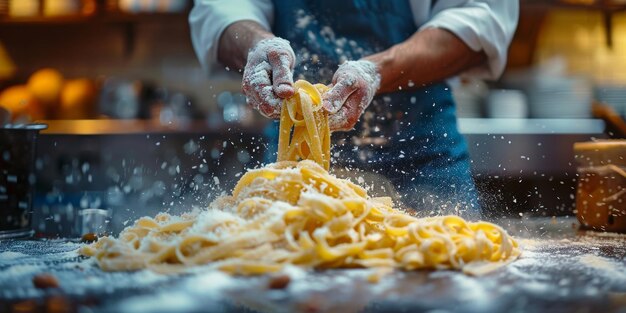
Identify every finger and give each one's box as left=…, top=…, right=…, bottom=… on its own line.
left=246, top=90, right=281, bottom=119
left=322, top=77, right=358, bottom=114
left=243, top=86, right=266, bottom=115
left=258, top=92, right=282, bottom=119
left=247, top=85, right=281, bottom=119
left=328, top=88, right=365, bottom=131
left=268, top=50, right=295, bottom=99
left=242, top=61, right=272, bottom=103
left=329, top=107, right=353, bottom=132
left=250, top=83, right=281, bottom=119
left=243, top=61, right=282, bottom=119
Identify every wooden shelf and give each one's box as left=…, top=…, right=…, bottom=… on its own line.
left=525, top=0, right=626, bottom=11
left=0, top=0, right=191, bottom=25
left=521, top=0, right=626, bottom=48
left=37, top=119, right=267, bottom=135
left=0, top=15, right=92, bottom=24
left=0, top=9, right=189, bottom=56
left=0, top=12, right=187, bottom=25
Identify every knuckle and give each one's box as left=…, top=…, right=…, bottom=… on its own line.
left=267, top=49, right=280, bottom=60
left=353, top=77, right=367, bottom=88
left=242, top=84, right=259, bottom=98
left=346, top=111, right=359, bottom=127
left=273, top=68, right=290, bottom=81
left=259, top=100, right=281, bottom=117
left=327, top=88, right=341, bottom=101
left=247, top=99, right=260, bottom=111
left=259, top=105, right=273, bottom=117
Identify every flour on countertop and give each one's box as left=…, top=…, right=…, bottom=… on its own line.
left=579, top=254, right=621, bottom=271
left=0, top=264, right=44, bottom=278
left=2, top=220, right=626, bottom=313
left=0, top=251, right=28, bottom=260
left=578, top=254, right=626, bottom=281
left=116, top=271, right=235, bottom=313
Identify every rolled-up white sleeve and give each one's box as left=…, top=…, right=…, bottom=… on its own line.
left=420, top=0, right=519, bottom=80
left=189, top=0, right=274, bottom=77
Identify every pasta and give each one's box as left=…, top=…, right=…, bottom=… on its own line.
left=277, top=80, right=331, bottom=170
left=80, top=80, right=520, bottom=275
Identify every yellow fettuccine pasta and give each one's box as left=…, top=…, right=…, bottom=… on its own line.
left=81, top=80, right=520, bottom=275
left=277, top=80, right=331, bottom=170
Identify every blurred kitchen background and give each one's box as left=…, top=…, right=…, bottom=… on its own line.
left=1, top=0, right=625, bottom=237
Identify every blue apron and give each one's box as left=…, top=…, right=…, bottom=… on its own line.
left=266, top=0, right=480, bottom=218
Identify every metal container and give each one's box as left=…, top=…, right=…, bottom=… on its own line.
left=0, top=124, right=47, bottom=238
left=574, top=140, right=626, bottom=233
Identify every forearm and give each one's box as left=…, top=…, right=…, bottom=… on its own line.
left=364, top=28, right=487, bottom=95
left=217, top=20, right=275, bottom=72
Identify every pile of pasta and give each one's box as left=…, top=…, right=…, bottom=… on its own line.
left=80, top=80, right=520, bottom=275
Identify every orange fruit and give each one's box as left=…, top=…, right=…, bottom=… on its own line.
left=59, top=79, right=96, bottom=119
left=27, top=68, right=64, bottom=110
left=0, top=85, right=45, bottom=121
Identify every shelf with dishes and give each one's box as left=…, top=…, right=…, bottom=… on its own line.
left=0, top=68, right=216, bottom=125
left=455, top=57, right=626, bottom=131
left=520, top=0, right=626, bottom=48
left=525, top=0, right=626, bottom=11
left=0, top=69, right=616, bottom=136
left=0, top=0, right=190, bottom=24
left=26, top=118, right=605, bottom=137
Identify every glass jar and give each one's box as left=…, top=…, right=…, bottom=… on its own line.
left=0, top=124, right=47, bottom=238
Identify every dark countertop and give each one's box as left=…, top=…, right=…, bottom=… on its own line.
left=1, top=217, right=625, bottom=313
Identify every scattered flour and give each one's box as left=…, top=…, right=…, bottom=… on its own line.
left=579, top=254, right=619, bottom=271
left=114, top=271, right=236, bottom=313
left=118, top=291, right=198, bottom=313
left=0, top=264, right=43, bottom=278
left=448, top=273, right=493, bottom=309
left=280, top=264, right=308, bottom=280
left=578, top=254, right=626, bottom=281
left=0, top=251, right=28, bottom=260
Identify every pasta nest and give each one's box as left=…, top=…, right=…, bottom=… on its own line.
left=81, top=160, right=520, bottom=275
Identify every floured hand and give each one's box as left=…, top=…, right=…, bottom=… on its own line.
left=322, top=60, right=380, bottom=132
left=242, top=37, right=296, bottom=119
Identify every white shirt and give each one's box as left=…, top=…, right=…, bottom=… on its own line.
left=189, top=0, right=518, bottom=80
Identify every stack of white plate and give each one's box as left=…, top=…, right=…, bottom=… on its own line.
left=485, top=89, right=528, bottom=118
left=527, top=76, right=592, bottom=118
left=594, top=85, right=626, bottom=117
left=452, top=80, right=488, bottom=118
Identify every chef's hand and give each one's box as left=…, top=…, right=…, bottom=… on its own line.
left=323, top=60, right=380, bottom=131
left=242, top=37, right=296, bottom=119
